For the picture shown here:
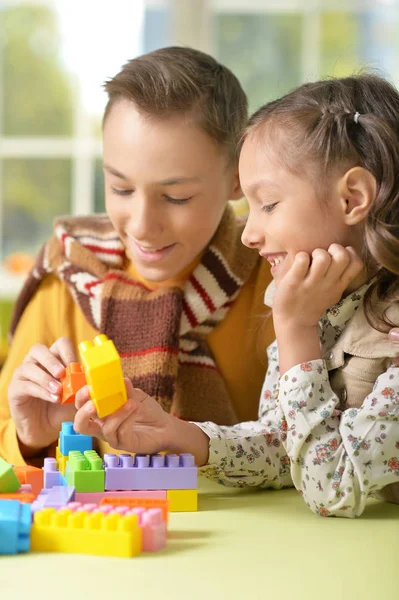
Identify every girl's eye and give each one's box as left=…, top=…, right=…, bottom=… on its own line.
left=261, top=203, right=277, bottom=213
left=164, top=195, right=193, bottom=204
left=111, top=187, right=133, bottom=196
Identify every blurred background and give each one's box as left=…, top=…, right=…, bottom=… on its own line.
left=1, top=0, right=399, bottom=359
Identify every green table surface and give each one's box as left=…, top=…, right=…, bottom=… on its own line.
left=1, top=477, right=398, bottom=600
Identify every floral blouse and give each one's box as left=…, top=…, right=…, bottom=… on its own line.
left=196, top=282, right=399, bottom=518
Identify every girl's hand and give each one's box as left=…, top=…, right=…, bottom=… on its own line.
left=8, top=337, right=78, bottom=454
left=272, top=244, right=364, bottom=330
left=74, top=378, right=210, bottom=464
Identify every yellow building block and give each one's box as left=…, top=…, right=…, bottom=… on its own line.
left=56, top=445, right=68, bottom=476
left=167, top=489, right=198, bottom=512
left=79, top=334, right=127, bottom=418
left=31, top=508, right=142, bottom=558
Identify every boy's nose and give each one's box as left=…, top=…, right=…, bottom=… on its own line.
left=130, top=197, right=162, bottom=240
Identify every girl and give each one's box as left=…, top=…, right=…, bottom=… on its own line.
left=1, top=47, right=274, bottom=466
left=74, top=73, right=399, bottom=518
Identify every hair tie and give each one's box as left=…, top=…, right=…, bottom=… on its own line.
left=354, top=112, right=361, bottom=124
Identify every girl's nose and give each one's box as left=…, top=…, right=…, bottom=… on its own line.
left=241, top=220, right=261, bottom=249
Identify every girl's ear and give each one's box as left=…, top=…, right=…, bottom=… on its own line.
left=338, top=167, right=376, bottom=225
left=229, top=167, right=244, bottom=201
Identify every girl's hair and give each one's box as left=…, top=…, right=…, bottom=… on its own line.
left=244, top=74, right=399, bottom=332
left=103, top=46, right=248, bottom=163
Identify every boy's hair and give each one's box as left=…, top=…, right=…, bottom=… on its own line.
left=103, top=46, right=248, bottom=163
left=243, top=73, right=399, bottom=331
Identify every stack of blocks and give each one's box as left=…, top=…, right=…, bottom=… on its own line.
left=0, top=333, right=198, bottom=556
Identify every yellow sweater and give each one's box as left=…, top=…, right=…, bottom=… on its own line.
left=0, top=259, right=274, bottom=465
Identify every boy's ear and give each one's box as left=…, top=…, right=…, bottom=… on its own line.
left=338, top=166, right=376, bottom=225
left=229, top=168, right=244, bottom=201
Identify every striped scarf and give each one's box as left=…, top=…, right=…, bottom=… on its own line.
left=10, top=205, right=259, bottom=424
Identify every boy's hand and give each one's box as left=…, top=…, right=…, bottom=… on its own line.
left=8, top=337, right=77, bottom=454
left=74, top=378, right=174, bottom=455
left=272, top=244, right=364, bottom=330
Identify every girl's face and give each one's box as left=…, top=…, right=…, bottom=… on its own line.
left=103, top=100, right=241, bottom=282
left=239, top=133, right=353, bottom=282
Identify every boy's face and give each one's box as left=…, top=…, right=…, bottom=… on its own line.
left=103, top=100, right=240, bottom=282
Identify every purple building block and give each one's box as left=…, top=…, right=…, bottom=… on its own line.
left=43, top=458, right=67, bottom=489
left=104, top=453, right=197, bottom=491
left=31, top=485, right=75, bottom=513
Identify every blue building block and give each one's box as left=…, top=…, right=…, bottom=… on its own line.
left=59, top=422, right=92, bottom=456
left=0, top=499, right=31, bottom=554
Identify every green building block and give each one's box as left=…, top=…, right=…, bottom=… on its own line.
left=65, top=450, right=105, bottom=492
left=0, top=457, right=21, bottom=493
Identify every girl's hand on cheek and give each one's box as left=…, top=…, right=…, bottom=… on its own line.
left=273, top=244, right=364, bottom=330
left=73, top=378, right=174, bottom=455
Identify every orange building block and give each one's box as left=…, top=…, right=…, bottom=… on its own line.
left=13, top=466, right=43, bottom=496
left=61, top=363, right=87, bottom=405
left=100, top=497, right=169, bottom=523
left=0, top=491, right=36, bottom=503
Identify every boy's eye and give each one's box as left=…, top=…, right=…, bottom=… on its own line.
left=111, top=187, right=133, bottom=196
left=164, top=195, right=193, bottom=204
left=261, top=203, right=277, bottom=213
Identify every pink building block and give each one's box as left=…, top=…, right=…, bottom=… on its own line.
left=75, top=490, right=166, bottom=504
left=104, top=453, right=197, bottom=491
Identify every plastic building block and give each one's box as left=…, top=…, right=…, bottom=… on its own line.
left=13, top=465, right=43, bottom=496
left=0, top=484, right=35, bottom=504
left=59, top=421, right=92, bottom=456
left=100, top=497, right=169, bottom=522
left=61, top=363, right=87, bottom=404
left=31, top=486, right=76, bottom=513
left=62, top=503, right=166, bottom=552
left=0, top=457, right=21, bottom=493
left=75, top=490, right=166, bottom=504
left=79, top=334, right=127, bottom=418
left=65, top=450, right=105, bottom=492
left=56, top=446, right=68, bottom=475
left=0, top=499, right=31, bottom=554
left=31, top=507, right=142, bottom=557
left=166, top=489, right=198, bottom=512
left=104, top=453, right=198, bottom=491
left=43, top=458, right=67, bottom=489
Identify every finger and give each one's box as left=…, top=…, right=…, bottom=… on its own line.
left=9, top=377, right=62, bottom=404
left=324, top=244, right=352, bottom=281
left=14, top=361, right=63, bottom=400
left=306, top=248, right=331, bottom=283
left=100, top=399, right=136, bottom=449
left=389, top=329, right=399, bottom=343
left=23, top=343, right=65, bottom=379
left=124, top=378, right=148, bottom=405
left=74, top=401, right=105, bottom=439
left=285, top=252, right=310, bottom=285
left=74, top=385, right=91, bottom=411
left=338, top=246, right=364, bottom=289
left=50, top=337, right=78, bottom=368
